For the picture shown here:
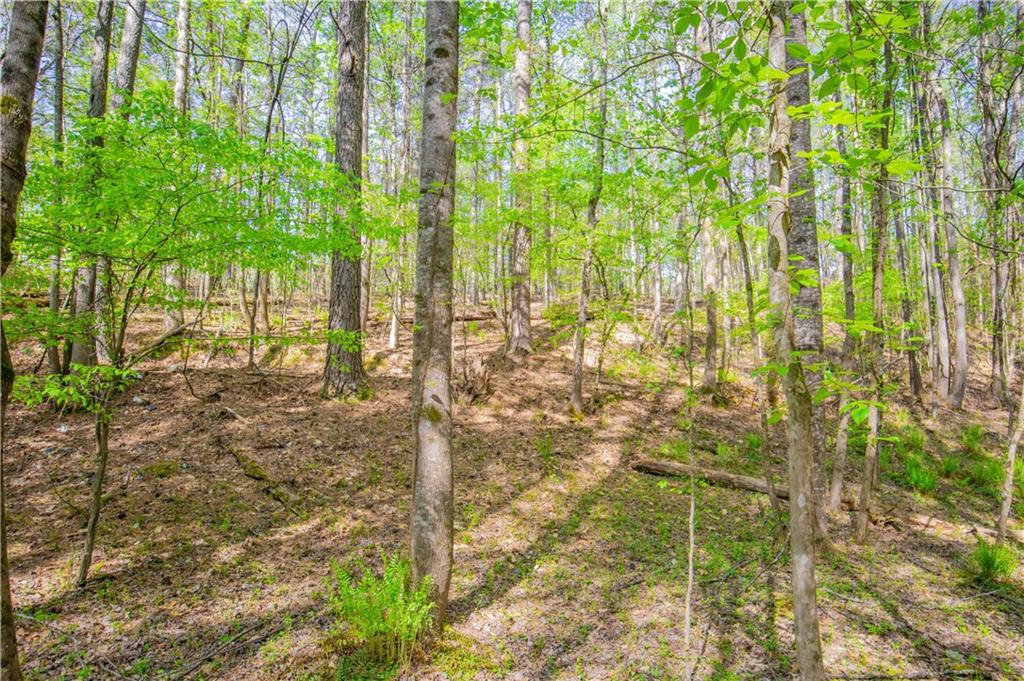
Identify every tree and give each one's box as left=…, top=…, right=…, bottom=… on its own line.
left=70, top=0, right=114, bottom=367
left=785, top=5, right=831, bottom=547
left=410, top=0, right=458, bottom=626
left=1, top=4, right=49, bottom=678
left=323, top=0, right=368, bottom=397
left=508, top=0, right=533, bottom=354
left=569, top=4, right=608, bottom=417
left=164, top=0, right=192, bottom=333
left=855, top=37, right=894, bottom=546
left=766, top=2, right=826, bottom=677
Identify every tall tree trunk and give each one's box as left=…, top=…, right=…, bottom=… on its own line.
left=829, top=98, right=856, bottom=511
left=892, top=197, right=923, bottom=399
left=323, top=0, right=368, bottom=397
left=977, top=0, right=1010, bottom=407
left=927, top=74, right=968, bottom=408
left=93, top=0, right=146, bottom=365
left=785, top=5, right=830, bottom=548
left=411, top=0, right=458, bottom=626
left=164, top=0, right=190, bottom=333
left=911, top=45, right=951, bottom=407
left=111, top=0, right=146, bottom=114
left=359, top=11, right=372, bottom=336
left=766, top=4, right=826, bottom=677
left=508, top=0, right=533, bottom=354
left=0, top=4, right=49, bottom=678
left=71, top=0, right=114, bottom=367
left=48, top=0, right=66, bottom=375
left=855, top=40, right=893, bottom=544
left=570, top=4, right=607, bottom=417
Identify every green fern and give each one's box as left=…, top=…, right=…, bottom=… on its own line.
left=328, top=555, right=434, bottom=667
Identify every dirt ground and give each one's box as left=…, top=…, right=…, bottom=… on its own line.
left=5, top=307, right=1023, bottom=680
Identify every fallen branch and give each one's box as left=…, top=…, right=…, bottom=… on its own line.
left=130, top=323, right=191, bottom=363
left=633, top=459, right=859, bottom=511
left=829, top=671, right=984, bottom=680
left=218, top=436, right=301, bottom=516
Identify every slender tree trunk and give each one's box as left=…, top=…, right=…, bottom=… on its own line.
left=998, top=379, right=1024, bottom=543
left=360, top=13, right=372, bottom=336
left=892, top=197, right=923, bottom=399
left=766, top=4, right=826, bottom=677
left=856, top=41, right=893, bottom=543
left=71, top=0, right=114, bottom=367
left=570, top=5, right=607, bottom=417
left=164, top=0, right=190, bottom=333
left=912, top=45, right=951, bottom=407
left=927, top=73, right=968, bottom=408
left=508, top=0, right=533, bottom=354
left=977, top=0, right=1010, bottom=407
left=0, top=4, right=49, bottom=677
left=411, top=0, right=458, bottom=626
left=111, top=0, right=146, bottom=114
left=700, top=264, right=718, bottom=391
left=786, top=6, right=830, bottom=548
left=48, top=0, right=66, bottom=375
left=323, top=0, right=368, bottom=397
left=77, top=416, right=110, bottom=586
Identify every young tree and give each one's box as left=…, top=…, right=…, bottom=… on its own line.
left=323, top=0, right=368, bottom=397
left=1, top=5, right=49, bottom=678
left=508, top=0, right=533, bottom=354
left=766, top=2, right=826, bottom=677
left=410, top=0, right=458, bottom=625
left=569, top=5, right=608, bottom=417
left=855, top=38, right=894, bottom=546
left=70, top=0, right=115, bottom=367
left=163, top=0, right=192, bottom=333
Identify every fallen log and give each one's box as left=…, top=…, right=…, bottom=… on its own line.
left=400, top=310, right=496, bottom=324
left=633, top=459, right=859, bottom=511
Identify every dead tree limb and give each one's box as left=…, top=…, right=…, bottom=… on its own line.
left=633, top=459, right=860, bottom=511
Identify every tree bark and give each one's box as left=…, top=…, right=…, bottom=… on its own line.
left=70, top=0, right=114, bottom=367
left=766, top=4, right=826, bottom=677
left=111, top=0, right=146, bottom=114
left=927, top=73, right=968, bottom=408
left=0, top=4, right=49, bottom=678
left=570, top=6, right=607, bottom=417
left=77, top=417, right=110, bottom=586
left=785, top=6, right=830, bottom=548
left=48, top=0, right=66, bottom=375
left=998, top=379, right=1024, bottom=543
left=323, top=0, right=368, bottom=397
left=164, top=0, right=191, bottom=333
left=411, top=0, right=458, bottom=626
left=855, top=39, right=893, bottom=543
left=508, top=0, right=533, bottom=354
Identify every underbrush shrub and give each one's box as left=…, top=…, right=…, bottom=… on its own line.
left=939, top=455, right=960, bottom=478
left=966, top=457, right=1004, bottom=497
left=968, top=539, right=1019, bottom=585
left=901, top=454, right=936, bottom=494
left=960, top=423, right=986, bottom=457
left=328, top=555, right=433, bottom=669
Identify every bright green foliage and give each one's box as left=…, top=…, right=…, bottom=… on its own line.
left=960, top=425, right=986, bottom=457
left=13, top=364, right=136, bottom=418
left=966, top=458, right=1004, bottom=498
left=901, top=454, right=936, bottom=494
left=968, top=540, right=1018, bottom=585
left=328, top=555, right=433, bottom=668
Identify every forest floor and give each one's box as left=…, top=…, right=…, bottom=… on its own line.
left=5, top=305, right=1023, bottom=680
